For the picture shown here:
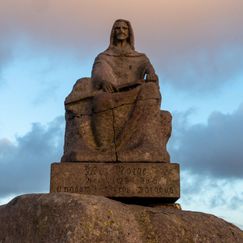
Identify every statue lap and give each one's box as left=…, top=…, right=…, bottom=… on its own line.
left=62, top=78, right=171, bottom=162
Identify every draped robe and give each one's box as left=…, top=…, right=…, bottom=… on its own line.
left=61, top=20, right=171, bottom=162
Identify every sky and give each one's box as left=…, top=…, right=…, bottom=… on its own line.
left=0, top=0, right=243, bottom=229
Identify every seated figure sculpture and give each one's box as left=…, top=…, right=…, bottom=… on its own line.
left=61, top=19, right=172, bottom=162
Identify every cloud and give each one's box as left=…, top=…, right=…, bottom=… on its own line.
left=180, top=171, right=229, bottom=209
left=170, top=103, right=243, bottom=179
left=0, top=0, right=243, bottom=91
left=0, top=116, right=64, bottom=198
left=179, top=170, right=243, bottom=229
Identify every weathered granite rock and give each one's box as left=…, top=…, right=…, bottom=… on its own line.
left=50, top=162, right=180, bottom=203
left=61, top=19, right=172, bottom=163
left=0, top=193, right=242, bottom=243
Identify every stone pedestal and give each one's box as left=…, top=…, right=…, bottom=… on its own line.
left=50, top=162, right=180, bottom=204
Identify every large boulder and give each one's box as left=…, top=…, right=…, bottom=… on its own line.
left=0, top=193, right=242, bottom=242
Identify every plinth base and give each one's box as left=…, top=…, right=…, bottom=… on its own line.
left=50, top=162, right=180, bottom=203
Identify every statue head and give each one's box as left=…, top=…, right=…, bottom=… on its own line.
left=109, top=19, right=135, bottom=50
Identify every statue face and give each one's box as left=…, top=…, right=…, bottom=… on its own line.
left=114, top=21, right=129, bottom=41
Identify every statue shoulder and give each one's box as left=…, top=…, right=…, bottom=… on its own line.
left=94, top=52, right=104, bottom=61
left=92, top=53, right=107, bottom=69
left=134, top=52, right=152, bottom=65
left=93, top=52, right=110, bottom=64
left=129, top=51, right=150, bottom=61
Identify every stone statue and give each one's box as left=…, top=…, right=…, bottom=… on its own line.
left=52, top=21, right=179, bottom=202
left=61, top=19, right=172, bottom=162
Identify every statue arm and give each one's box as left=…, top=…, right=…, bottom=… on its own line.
left=91, top=56, right=104, bottom=90
left=144, top=55, right=159, bottom=83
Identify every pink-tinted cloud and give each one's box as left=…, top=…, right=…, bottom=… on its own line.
left=1, top=0, right=243, bottom=90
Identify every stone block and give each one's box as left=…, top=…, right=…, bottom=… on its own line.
left=50, top=162, right=180, bottom=203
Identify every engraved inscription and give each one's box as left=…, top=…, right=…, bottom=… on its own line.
left=117, top=165, right=147, bottom=176
left=51, top=163, right=180, bottom=199
left=137, top=186, right=174, bottom=194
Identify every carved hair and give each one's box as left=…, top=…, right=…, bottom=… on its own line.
left=109, top=19, right=135, bottom=50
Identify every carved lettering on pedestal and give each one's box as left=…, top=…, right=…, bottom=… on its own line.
left=51, top=163, right=179, bottom=199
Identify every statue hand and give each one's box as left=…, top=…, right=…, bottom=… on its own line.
left=101, top=80, right=117, bottom=93
left=146, top=73, right=158, bottom=83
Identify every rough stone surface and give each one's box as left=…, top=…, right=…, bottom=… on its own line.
left=50, top=162, right=180, bottom=203
left=61, top=19, right=171, bottom=162
left=0, top=193, right=242, bottom=243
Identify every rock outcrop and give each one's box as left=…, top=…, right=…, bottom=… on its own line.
left=0, top=193, right=242, bottom=242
